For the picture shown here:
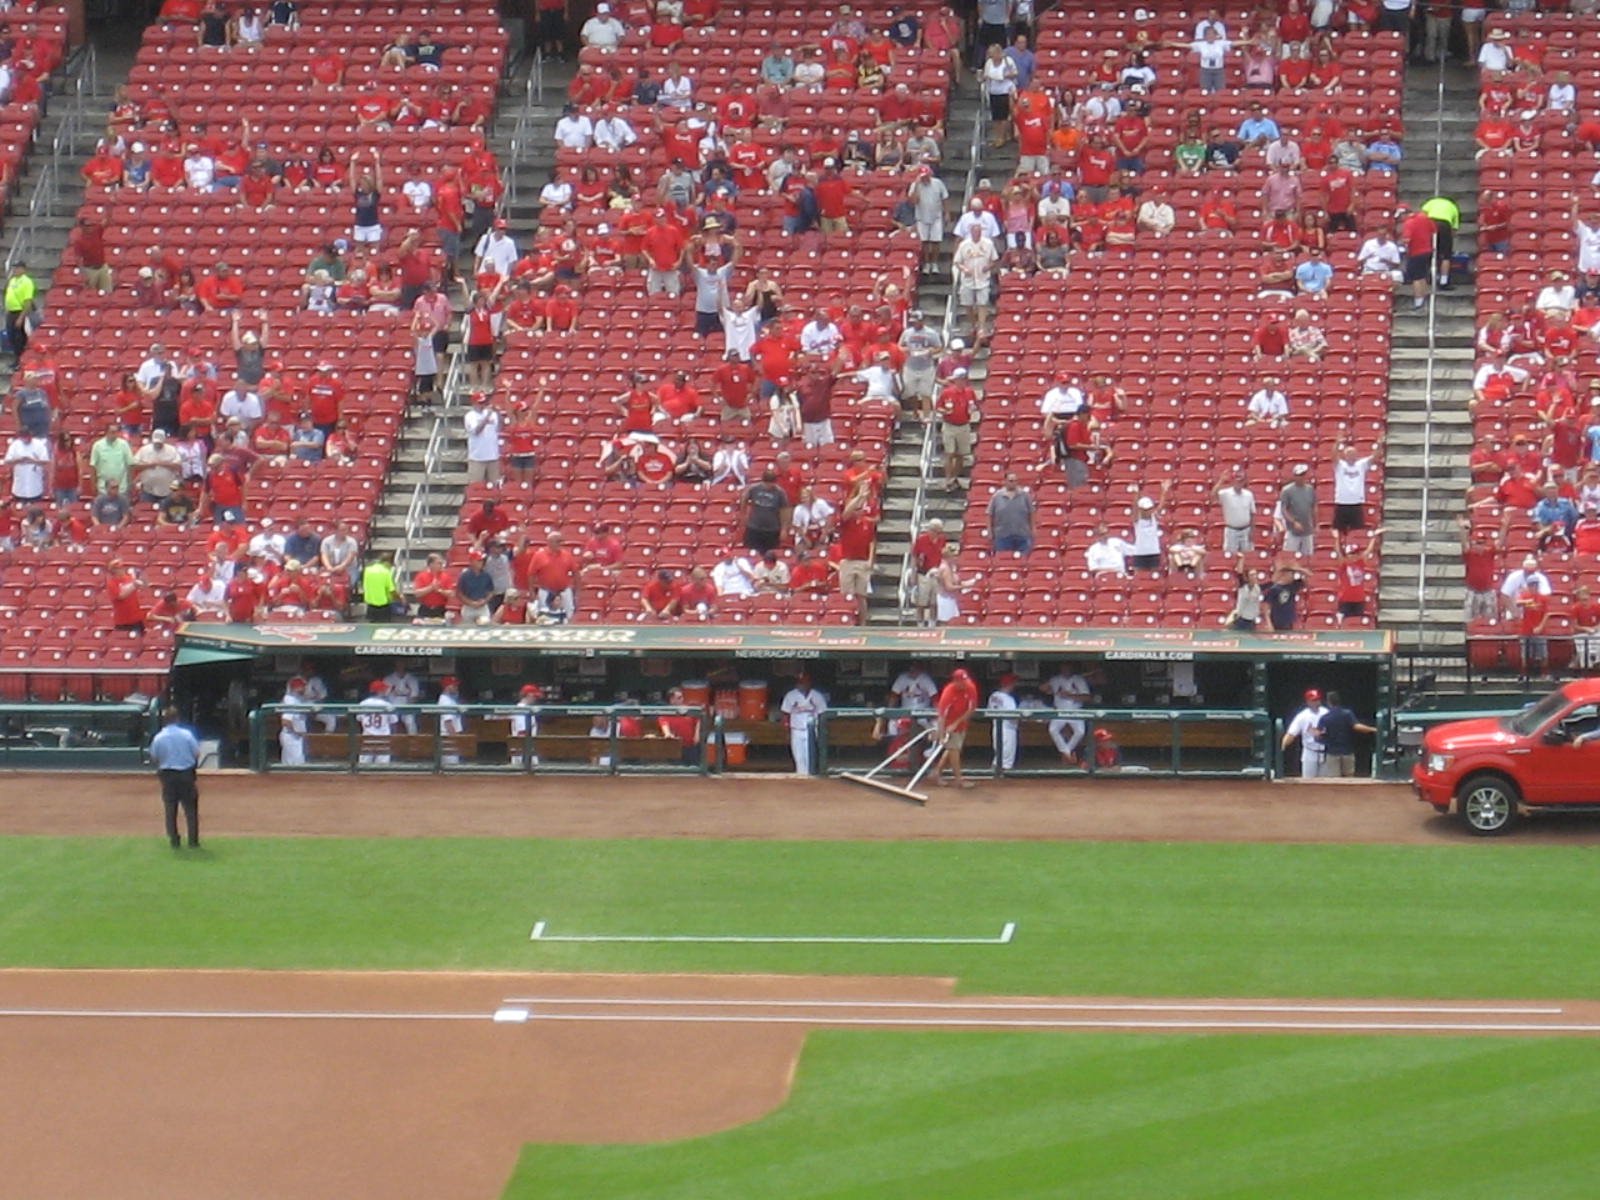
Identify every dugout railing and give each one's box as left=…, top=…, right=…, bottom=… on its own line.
left=250, top=703, right=720, bottom=775
left=811, top=707, right=1275, bottom=780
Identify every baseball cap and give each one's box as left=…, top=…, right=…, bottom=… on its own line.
left=1304, top=688, right=1322, bottom=703
left=287, top=676, right=306, bottom=690
left=369, top=680, right=390, bottom=694
left=440, top=676, right=459, bottom=688
left=520, top=683, right=543, bottom=698
left=1093, top=728, right=1114, bottom=742
left=998, top=673, right=1019, bottom=687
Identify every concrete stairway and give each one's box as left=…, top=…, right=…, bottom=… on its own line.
left=1377, top=62, right=1481, bottom=657
left=866, top=75, right=983, bottom=624
left=0, top=42, right=122, bottom=388
left=370, top=56, right=571, bottom=576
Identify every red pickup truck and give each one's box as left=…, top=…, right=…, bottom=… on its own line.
left=1412, top=679, right=1600, bottom=835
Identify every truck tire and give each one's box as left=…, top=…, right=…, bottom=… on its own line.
left=1458, top=773, right=1519, bottom=836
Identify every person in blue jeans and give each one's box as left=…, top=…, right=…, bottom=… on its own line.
left=988, top=471, right=1034, bottom=553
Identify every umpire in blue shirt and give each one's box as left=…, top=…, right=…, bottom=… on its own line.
left=149, top=706, right=202, bottom=849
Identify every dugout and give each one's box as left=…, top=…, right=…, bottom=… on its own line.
left=175, top=622, right=1394, bottom=778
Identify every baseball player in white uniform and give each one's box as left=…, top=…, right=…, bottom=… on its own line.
left=278, top=676, right=310, bottom=766
left=384, top=663, right=423, bottom=734
left=1043, top=664, right=1092, bottom=763
left=355, top=680, right=398, bottom=764
left=1282, top=688, right=1330, bottom=778
left=890, top=662, right=939, bottom=716
left=989, top=672, right=1020, bottom=772
left=780, top=673, right=828, bottom=775
left=300, top=666, right=338, bottom=732
left=509, top=683, right=542, bottom=769
left=437, top=676, right=465, bottom=766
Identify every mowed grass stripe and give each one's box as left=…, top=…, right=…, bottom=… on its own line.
left=509, top=1034, right=1600, bottom=1200
left=5, top=837, right=1600, bottom=998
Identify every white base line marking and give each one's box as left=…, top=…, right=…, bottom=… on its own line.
left=0, top=1009, right=493, bottom=1022
left=518, top=1012, right=1600, bottom=1034
left=498, top=997, right=1565, bottom=1017
left=529, top=921, right=1017, bottom=946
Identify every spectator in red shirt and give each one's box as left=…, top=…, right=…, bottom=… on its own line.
left=676, top=566, right=718, bottom=617
left=936, top=369, right=977, bottom=491
left=107, top=559, right=148, bottom=632
left=658, top=688, right=702, bottom=765
left=195, top=261, right=244, bottom=312
left=411, top=553, right=456, bottom=620
left=1400, top=207, right=1437, bottom=309
left=641, top=569, right=680, bottom=619
left=466, top=499, right=511, bottom=549
left=527, top=532, right=581, bottom=621
left=815, top=163, right=851, bottom=236
left=1458, top=515, right=1504, bottom=623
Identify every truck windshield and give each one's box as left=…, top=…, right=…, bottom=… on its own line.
left=1506, top=690, right=1569, bottom=737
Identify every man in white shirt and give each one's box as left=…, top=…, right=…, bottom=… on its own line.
left=989, top=672, right=1020, bottom=772
left=1136, top=193, right=1175, bottom=237
left=355, top=681, right=399, bottom=765
left=720, top=294, right=759, bottom=361
left=463, top=393, right=503, bottom=484
left=219, top=386, right=264, bottom=429
left=553, top=105, right=594, bottom=151
left=1499, top=555, right=1553, bottom=616
left=279, top=677, right=311, bottom=766
left=594, top=110, right=638, bottom=152
left=184, top=571, right=228, bottom=619
left=474, top=224, right=519, bottom=279
left=952, top=228, right=999, bottom=331
left=249, top=518, right=287, bottom=562
left=799, top=310, right=843, bottom=358
left=1040, top=376, right=1085, bottom=420
left=780, top=673, right=827, bottom=775
left=1357, top=229, right=1402, bottom=278
left=1085, top=525, right=1135, bottom=575
left=132, top=430, right=183, bottom=505
left=1282, top=689, right=1330, bottom=777
left=183, top=146, right=216, bottom=191
left=1194, top=8, right=1227, bottom=39
left=1477, top=28, right=1512, bottom=73
left=437, top=676, right=466, bottom=767
left=383, top=662, right=423, bottom=735
left=580, top=2, right=625, bottom=49
left=890, top=662, right=939, bottom=733
left=401, top=175, right=433, bottom=212
left=952, top=200, right=1002, bottom=243
left=4, top=430, right=50, bottom=502
left=1043, top=664, right=1091, bottom=764
left=1215, top=466, right=1257, bottom=554
left=1246, top=380, right=1289, bottom=427
left=1332, top=444, right=1378, bottom=532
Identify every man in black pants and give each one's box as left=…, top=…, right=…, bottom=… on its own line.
left=148, top=707, right=202, bottom=849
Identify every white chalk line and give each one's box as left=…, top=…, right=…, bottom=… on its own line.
left=529, top=920, right=1017, bottom=946
left=0, top=1008, right=492, bottom=1022
left=498, top=996, right=1565, bottom=1017
left=512, top=1012, right=1600, bottom=1035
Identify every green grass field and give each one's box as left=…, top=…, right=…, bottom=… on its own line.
left=7, top=834, right=1600, bottom=1198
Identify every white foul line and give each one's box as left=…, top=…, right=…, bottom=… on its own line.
left=0, top=1008, right=494, bottom=1022
left=513, top=1011, right=1600, bottom=1035
left=529, top=920, right=1017, bottom=946
left=498, top=996, right=1565, bottom=1017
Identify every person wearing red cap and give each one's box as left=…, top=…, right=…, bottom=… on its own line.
left=1282, top=688, right=1330, bottom=778
left=780, top=672, right=827, bottom=775
left=510, top=683, right=543, bottom=769
left=355, top=680, right=399, bottom=765
left=932, top=668, right=980, bottom=788
left=438, top=676, right=465, bottom=766
left=279, top=676, right=310, bottom=766
left=989, top=672, right=1020, bottom=773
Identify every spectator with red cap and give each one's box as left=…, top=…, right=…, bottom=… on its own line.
left=932, top=667, right=979, bottom=789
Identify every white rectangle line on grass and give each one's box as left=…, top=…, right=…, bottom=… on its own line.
left=498, top=997, right=1566, bottom=1017
left=528, top=920, right=1017, bottom=946
left=518, top=1012, right=1600, bottom=1035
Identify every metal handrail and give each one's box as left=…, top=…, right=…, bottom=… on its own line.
left=1413, top=51, right=1450, bottom=649
left=395, top=346, right=465, bottom=583
left=896, top=75, right=986, bottom=618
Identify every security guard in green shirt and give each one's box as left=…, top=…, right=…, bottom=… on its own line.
left=1419, top=196, right=1460, bottom=290
left=362, top=552, right=402, bottom=623
left=4, top=261, right=35, bottom=359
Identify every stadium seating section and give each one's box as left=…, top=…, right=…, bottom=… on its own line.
left=1467, top=9, right=1600, bottom=673
left=0, top=1, right=504, bottom=699
left=957, top=7, right=1400, bottom=629
left=449, top=0, right=950, bottom=625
